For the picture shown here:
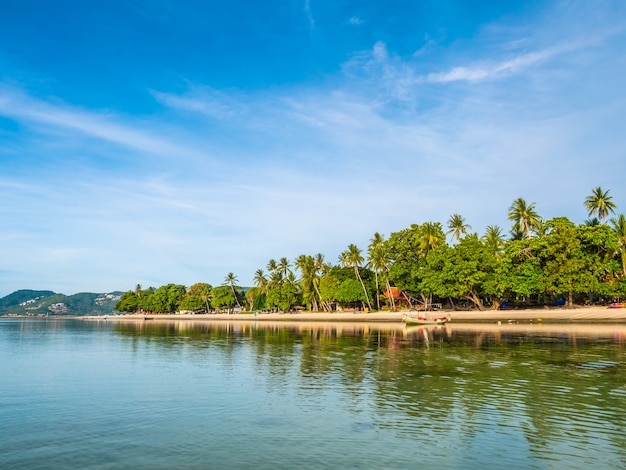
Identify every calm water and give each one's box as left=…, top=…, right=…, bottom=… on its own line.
left=1, top=319, right=625, bottom=469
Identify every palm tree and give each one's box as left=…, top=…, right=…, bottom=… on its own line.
left=367, top=234, right=396, bottom=311
left=585, top=186, right=617, bottom=224
left=420, top=221, right=445, bottom=253
left=481, top=225, right=505, bottom=256
left=313, top=253, right=331, bottom=311
left=508, top=197, right=540, bottom=239
left=367, top=233, right=385, bottom=310
left=446, top=214, right=471, bottom=242
left=223, top=272, right=241, bottom=308
left=266, top=259, right=278, bottom=274
left=295, top=254, right=317, bottom=311
left=278, top=257, right=291, bottom=278
left=534, top=218, right=548, bottom=238
left=254, top=269, right=269, bottom=294
left=340, top=244, right=372, bottom=311
left=611, top=214, right=626, bottom=275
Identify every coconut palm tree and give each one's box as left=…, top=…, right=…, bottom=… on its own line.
left=533, top=218, right=548, bottom=238
left=508, top=197, right=540, bottom=239
left=313, top=253, right=331, bottom=311
left=340, top=244, right=372, bottom=311
left=367, top=235, right=396, bottom=311
left=367, top=233, right=385, bottom=310
left=223, top=272, right=241, bottom=308
left=420, top=221, right=445, bottom=253
left=585, top=186, right=617, bottom=224
left=446, top=214, right=471, bottom=242
left=585, top=217, right=601, bottom=227
left=295, top=254, right=317, bottom=311
left=278, top=257, right=291, bottom=278
left=254, top=269, right=269, bottom=294
left=611, top=214, right=626, bottom=275
left=266, top=259, right=278, bottom=274
left=481, top=225, right=505, bottom=256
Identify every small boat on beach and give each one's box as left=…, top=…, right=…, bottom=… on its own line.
left=402, top=313, right=449, bottom=325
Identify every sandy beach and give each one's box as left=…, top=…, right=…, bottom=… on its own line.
left=94, top=305, right=626, bottom=323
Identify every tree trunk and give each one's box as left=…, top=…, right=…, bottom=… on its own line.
left=385, top=279, right=396, bottom=311
left=355, top=267, right=372, bottom=310
left=464, top=291, right=485, bottom=310
left=374, top=271, right=380, bottom=310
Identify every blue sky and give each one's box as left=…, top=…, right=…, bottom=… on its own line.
left=1, top=0, right=625, bottom=296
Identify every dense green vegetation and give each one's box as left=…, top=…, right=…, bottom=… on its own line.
left=115, top=187, right=626, bottom=314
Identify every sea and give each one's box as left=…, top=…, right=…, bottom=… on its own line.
left=1, top=318, right=625, bottom=469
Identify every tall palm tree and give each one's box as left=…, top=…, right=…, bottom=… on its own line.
left=223, top=272, right=241, bottom=308
left=313, top=253, right=331, bottom=311
left=254, top=269, right=269, bottom=294
left=278, top=257, right=291, bottom=278
left=295, top=254, right=317, bottom=311
left=340, top=244, right=372, bottom=311
left=367, top=233, right=385, bottom=310
left=611, top=214, right=626, bottom=275
left=585, top=186, right=617, bottom=224
left=508, top=197, right=540, bottom=239
left=367, top=234, right=396, bottom=311
left=481, top=225, right=505, bottom=256
left=446, top=214, right=471, bottom=242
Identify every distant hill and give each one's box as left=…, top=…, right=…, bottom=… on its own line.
left=0, top=290, right=123, bottom=316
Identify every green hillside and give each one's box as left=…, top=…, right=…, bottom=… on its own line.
left=0, top=290, right=122, bottom=316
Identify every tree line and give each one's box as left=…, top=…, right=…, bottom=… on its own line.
left=116, top=186, right=626, bottom=313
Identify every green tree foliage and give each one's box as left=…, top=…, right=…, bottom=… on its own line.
left=211, top=286, right=237, bottom=312
left=385, top=222, right=446, bottom=302
left=319, top=272, right=341, bottom=306
left=180, top=282, right=212, bottom=312
left=336, top=278, right=366, bottom=304
left=502, top=238, right=543, bottom=301
left=116, top=291, right=140, bottom=312
left=152, top=284, right=186, bottom=313
left=611, top=214, right=626, bottom=275
left=538, top=218, right=615, bottom=307
left=421, top=235, right=497, bottom=310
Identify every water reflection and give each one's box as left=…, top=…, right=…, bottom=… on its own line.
left=110, top=319, right=626, bottom=468
left=3, top=318, right=626, bottom=468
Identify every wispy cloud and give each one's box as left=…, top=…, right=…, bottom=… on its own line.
left=151, top=88, right=240, bottom=120
left=0, top=85, right=194, bottom=158
left=427, top=42, right=582, bottom=83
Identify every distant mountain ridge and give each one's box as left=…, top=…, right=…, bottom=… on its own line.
left=0, top=289, right=122, bottom=316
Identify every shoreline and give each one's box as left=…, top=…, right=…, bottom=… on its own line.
left=77, top=305, right=626, bottom=323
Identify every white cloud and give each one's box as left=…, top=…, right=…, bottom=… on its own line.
left=0, top=85, right=196, bottom=158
